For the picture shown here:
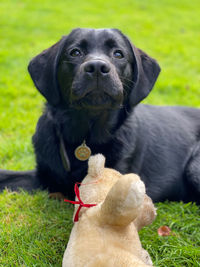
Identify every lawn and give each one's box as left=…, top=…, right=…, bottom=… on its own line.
left=0, top=0, right=200, bottom=266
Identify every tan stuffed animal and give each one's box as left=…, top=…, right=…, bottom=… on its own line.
left=63, top=154, right=156, bottom=267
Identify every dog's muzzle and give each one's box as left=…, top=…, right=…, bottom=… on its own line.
left=71, top=59, right=123, bottom=109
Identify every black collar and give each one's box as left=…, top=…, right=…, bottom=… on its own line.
left=56, top=127, right=71, bottom=172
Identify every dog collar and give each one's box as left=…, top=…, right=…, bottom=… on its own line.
left=57, top=129, right=71, bottom=172
left=56, top=127, right=91, bottom=172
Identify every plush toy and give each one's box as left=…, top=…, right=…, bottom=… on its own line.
left=63, top=154, right=156, bottom=267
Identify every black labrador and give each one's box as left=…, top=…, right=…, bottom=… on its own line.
left=0, top=28, right=200, bottom=203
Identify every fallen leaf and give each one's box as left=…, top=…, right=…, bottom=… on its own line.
left=157, top=225, right=171, bottom=236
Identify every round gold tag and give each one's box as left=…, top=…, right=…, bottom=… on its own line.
left=74, top=140, right=91, bottom=161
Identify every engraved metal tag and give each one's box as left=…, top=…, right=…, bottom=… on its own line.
left=74, top=140, right=91, bottom=161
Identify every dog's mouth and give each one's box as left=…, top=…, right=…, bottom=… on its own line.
left=68, top=63, right=124, bottom=110
left=70, top=90, right=123, bottom=110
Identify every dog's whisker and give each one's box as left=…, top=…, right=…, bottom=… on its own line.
left=122, top=82, right=132, bottom=91
left=119, top=75, right=136, bottom=85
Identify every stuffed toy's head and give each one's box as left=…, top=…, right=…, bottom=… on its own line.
left=63, top=154, right=156, bottom=267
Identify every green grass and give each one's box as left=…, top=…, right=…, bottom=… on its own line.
left=0, top=190, right=73, bottom=266
left=1, top=191, right=199, bottom=267
left=140, top=202, right=200, bottom=267
left=0, top=0, right=200, bottom=266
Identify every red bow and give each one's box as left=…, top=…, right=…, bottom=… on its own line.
left=64, top=183, right=97, bottom=222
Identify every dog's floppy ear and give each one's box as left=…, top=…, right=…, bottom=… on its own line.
left=129, top=45, right=161, bottom=106
left=28, top=36, right=68, bottom=106
left=118, top=31, right=161, bottom=107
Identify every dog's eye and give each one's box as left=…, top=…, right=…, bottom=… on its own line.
left=70, top=49, right=82, bottom=57
left=113, top=50, right=124, bottom=59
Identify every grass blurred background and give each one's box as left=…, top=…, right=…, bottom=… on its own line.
left=0, top=0, right=200, bottom=266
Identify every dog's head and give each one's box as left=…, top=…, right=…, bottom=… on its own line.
left=28, top=28, right=160, bottom=109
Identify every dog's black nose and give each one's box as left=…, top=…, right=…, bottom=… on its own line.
left=84, top=60, right=110, bottom=75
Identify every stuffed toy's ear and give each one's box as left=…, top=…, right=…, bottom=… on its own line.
left=88, top=154, right=105, bottom=178
left=116, top=30, right=161, bottom=107
left=28, top=36, right=68, bottom=106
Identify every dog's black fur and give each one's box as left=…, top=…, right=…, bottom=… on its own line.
left=0, top=28, right=200, bottom=203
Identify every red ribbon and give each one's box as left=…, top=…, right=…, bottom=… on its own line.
left=64, top=183, right=97, bottom=222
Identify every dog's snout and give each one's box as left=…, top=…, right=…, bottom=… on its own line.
left=84, top=60, right=111, bottom=75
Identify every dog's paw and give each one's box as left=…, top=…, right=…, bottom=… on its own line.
left=49, top=192, right=65, bottom=200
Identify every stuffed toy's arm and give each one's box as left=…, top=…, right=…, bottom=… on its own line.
left=134, top=194, right=157, bottom=231
left=99, top=174, right=145, bottom=226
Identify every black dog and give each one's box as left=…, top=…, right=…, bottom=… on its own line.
left=0, top=28, right=200, bottom=203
